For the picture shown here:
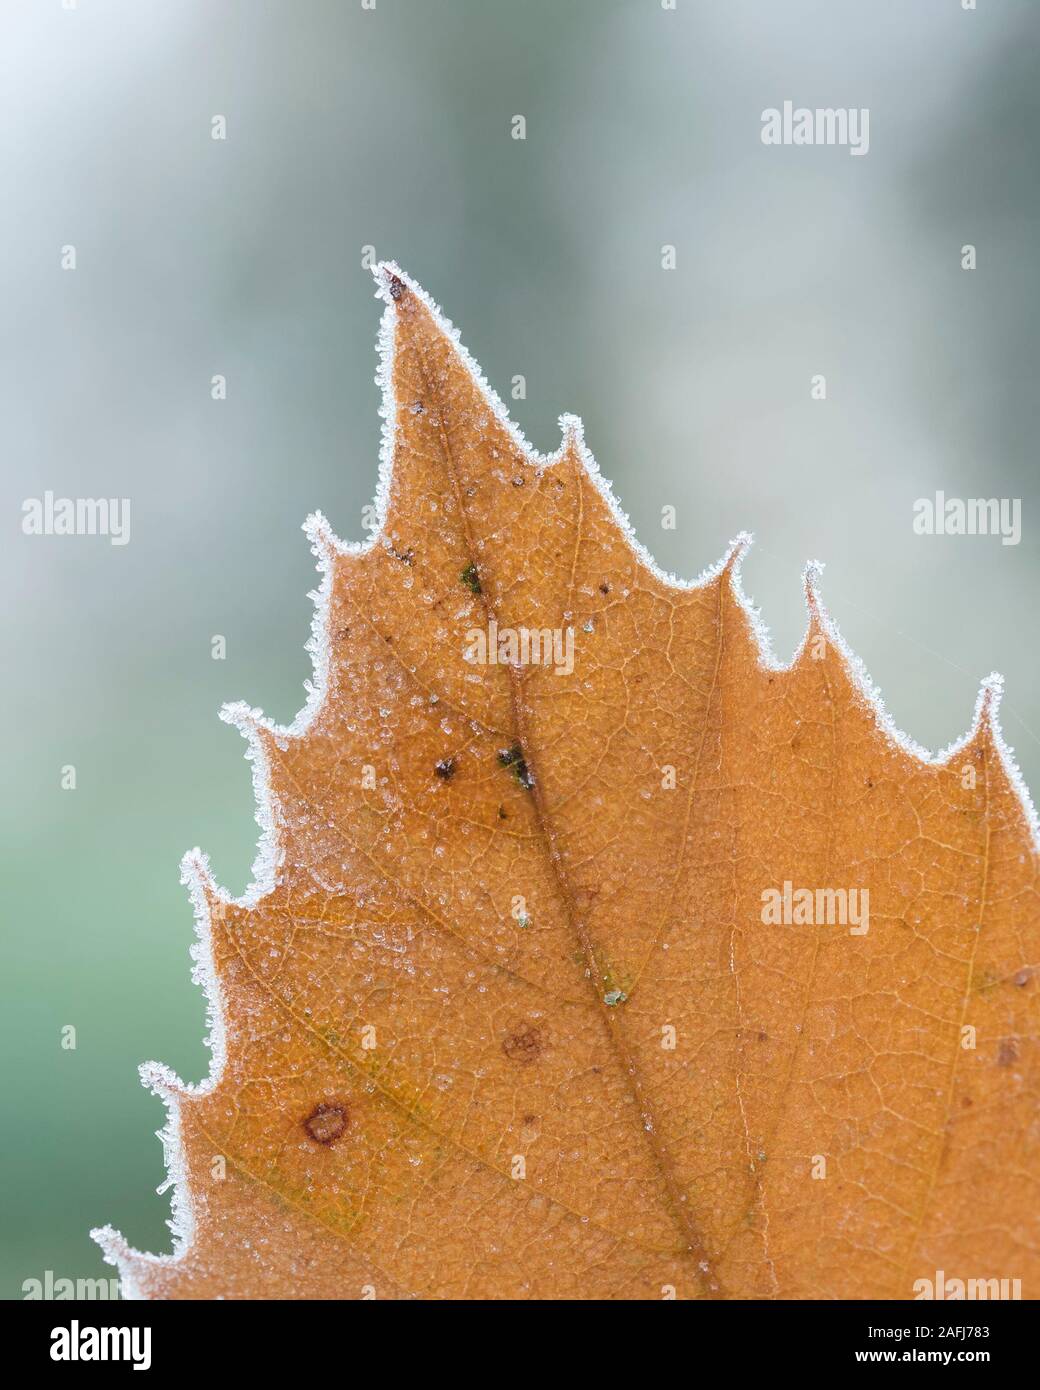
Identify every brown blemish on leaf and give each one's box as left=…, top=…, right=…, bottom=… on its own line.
left=502, top=1027, right=543, bottom=1065
left=387, top=273, right=406, bottom=302
left=304, top=1103, right=348, bottom=1146
left=518, top=1113, right=541, bottom=1145
left=435, top=757, right=457, bottom=781
left=997, top=1038, right=1019, bottom=1067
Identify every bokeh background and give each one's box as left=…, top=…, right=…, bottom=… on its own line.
left=2, top=0, right=1038, bottom=1298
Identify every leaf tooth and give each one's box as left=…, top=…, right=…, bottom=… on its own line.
left=302, top=509, right=338, bottom=563
left=974, top=671, right=1005, bottom=735
left=558, top=412, right=585, bottom=458
left=802, top=557, right=826, bottom=616
left=139, top=1059, right=189, bottom=1101
left=218, top=698, right=266, bottom=735
left=89, top=1224, right=133, bottom=1273
left=963, top=671, right=1025, bottom=802
left=180, top=845, right=217, bottom=900
left=722, top=529, right=754, bottom=578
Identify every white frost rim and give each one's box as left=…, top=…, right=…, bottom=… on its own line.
left=91, top=262, right=1040, bottom=1298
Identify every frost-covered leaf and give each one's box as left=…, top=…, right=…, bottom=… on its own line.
left=93, top=267, right=1040, bottom=1300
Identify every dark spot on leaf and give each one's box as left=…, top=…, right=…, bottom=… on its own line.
left=757, top=1031, right=768, bottom=1042
left=1013, top=968, right=1032, bottom=988
left=522, top=1113, right=537, bottom=1126
left=512, top=476, right=525, bottom=487
left=409, top=400, right=425, bottom=414
left=435, top=757, right=457, bottom=781
left=391, top=546, right=414, bottom=566
left=997, top=1038, right=1019, bottom=1067
left=304, top=1102, right=348, bottom=1145
left=599, top=582, right=610, bottom=594
left=497, top=744, right=534, bottom=789
left=497, top=804, right=508, bottom=820
left=387, top=273, right=406, bottom=302
left=461, top=563, right=481, bottom=595
left=503, top=1027, right=542, bottom=1064
left=866, top=778, right=874, bottom=789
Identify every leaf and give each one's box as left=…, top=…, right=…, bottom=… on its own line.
left=93, top=266, right=1040, bottom=1301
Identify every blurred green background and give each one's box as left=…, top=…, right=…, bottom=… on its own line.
left=2, top=0, right=1038, bottom=1298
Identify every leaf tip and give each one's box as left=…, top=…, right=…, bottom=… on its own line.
left=372, top=259, right=410, bottom=306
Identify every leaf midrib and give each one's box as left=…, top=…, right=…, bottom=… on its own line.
left=404, top=300, right=724, bottom=1299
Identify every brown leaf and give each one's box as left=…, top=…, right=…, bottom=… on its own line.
left=94, top=266, right=1040, bottom=1300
